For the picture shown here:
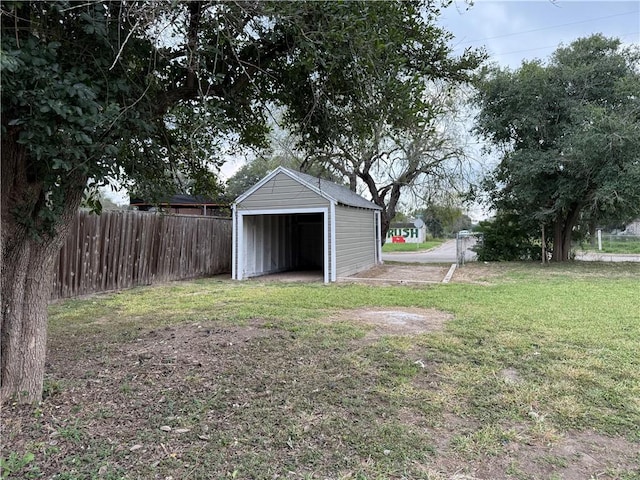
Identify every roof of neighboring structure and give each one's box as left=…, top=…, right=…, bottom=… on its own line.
left=235, top=166, right=382, bottom=210
left=130, top=194, right=224, bottom=207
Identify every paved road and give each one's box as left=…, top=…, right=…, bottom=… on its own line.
left=383, top=240, right=640, bottom=264
left=383, top=239, right=477, bottom=264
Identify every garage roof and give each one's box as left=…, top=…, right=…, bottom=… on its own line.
left=235, top=166, right=382, bottom=210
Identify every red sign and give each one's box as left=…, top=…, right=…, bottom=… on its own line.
left=392, top=236, right=405, bottom=243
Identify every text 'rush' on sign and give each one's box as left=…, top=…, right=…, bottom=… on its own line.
left=386, top=227, right=425, bottom=244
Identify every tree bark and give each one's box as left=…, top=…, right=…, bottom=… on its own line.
left=1, top=233, right=59, bottom=403
left=552, top=220, right=564, bottom=261
left=551, top=204, right=581, bottom=262
left=1, top=131, right=86, bottom=403
left=356, top=167, right=401, bottom=245
left=378, top=184, right=402, bottom=245
left=588, top=222, right=597, bottom=247
left=541, top=224, right=547, bottom=264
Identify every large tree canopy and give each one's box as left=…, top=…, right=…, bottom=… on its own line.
left=1, top=0, right=479, bottom=402
left=302, top=84, right=480, bottom=243
left=474, top=35, right=640, bottom=261
left=295, top=47, right=483, bottom=242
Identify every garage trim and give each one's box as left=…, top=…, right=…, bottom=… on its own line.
left=234, top=207, right=330, bottom=283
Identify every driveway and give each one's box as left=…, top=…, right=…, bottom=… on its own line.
left=383, top=239, right=477, bottom=264
left=384, top=241, right=640, bottom=264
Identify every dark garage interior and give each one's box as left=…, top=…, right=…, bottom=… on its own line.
left=241, top=212, right=324, bottom=278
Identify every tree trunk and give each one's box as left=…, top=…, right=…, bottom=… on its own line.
left=552, top=221, right=565, bottom=261
left=1, top=131, right=86, bottom=403
left=348, top=173, right=357, bottom=192
left=551, top=221, right=574, bottom=262
left=379, top=184, right=402, bottom=245
left=541, top=224, right=547, bottom=264
left=562, top=225, right=573, bottom=261
left=380, top=209, right=392, bottom=246
left=551, top=205, right=581, bottom=262
left=589, top=222, right=597, bottom=247
left=1, top=235, right=59, bottom=403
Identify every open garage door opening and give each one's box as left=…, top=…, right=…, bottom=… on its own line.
left=241, top=212, right=326, bottom=281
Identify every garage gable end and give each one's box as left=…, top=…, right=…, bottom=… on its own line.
left=235, top=167, right=332, bottom=210
left=281, top=168, right=382, bottom=211
left=234, top=166, right=382, bottom=212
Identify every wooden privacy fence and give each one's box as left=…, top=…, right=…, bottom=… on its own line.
left=52, top=210, right=232, bottom=300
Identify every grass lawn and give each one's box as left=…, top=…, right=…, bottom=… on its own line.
left=2, top=262, right=639, bottom=479
left=579, top=239, right=640, bottom=255
left=382, top=239, right=445, bottom=253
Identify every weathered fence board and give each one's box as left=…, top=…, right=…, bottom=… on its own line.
left=52, top=210, right=232, bottom=300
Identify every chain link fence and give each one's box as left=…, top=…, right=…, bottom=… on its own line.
left=582, top=233, right=640, bottom=255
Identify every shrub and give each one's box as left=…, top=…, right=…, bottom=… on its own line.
left=474, top=214, right=543, bottom=261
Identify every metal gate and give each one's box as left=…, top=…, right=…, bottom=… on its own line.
left=456, top=231, right=481, bottom=266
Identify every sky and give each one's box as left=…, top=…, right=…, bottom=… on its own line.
left=439, top=0, right=639, bottom=70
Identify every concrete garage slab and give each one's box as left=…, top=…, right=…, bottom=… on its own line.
left=246, top=270, right=324, bottom=283
left=340, top=264, right=451, bottom=285
left=244, top=264, right=453, bottom=284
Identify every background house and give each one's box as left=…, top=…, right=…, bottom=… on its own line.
left=130, top=194, right=228, bottom=216
left=623, top=218, right=640, bottom=235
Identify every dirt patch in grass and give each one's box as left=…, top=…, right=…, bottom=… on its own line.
left=325, top=307, right=452, bottom=339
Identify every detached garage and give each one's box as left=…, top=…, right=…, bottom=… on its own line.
left=232, top=166, right=382, bottom=283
